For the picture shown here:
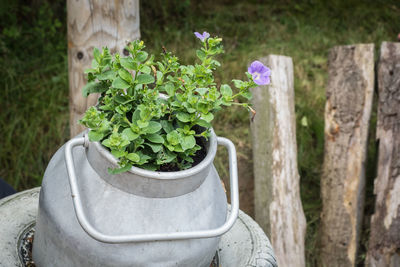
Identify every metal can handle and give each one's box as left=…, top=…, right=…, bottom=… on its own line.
left=64, top=136, right=239, bottom=243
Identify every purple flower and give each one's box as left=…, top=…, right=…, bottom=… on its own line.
left=194, top=31, right=210, bottom=42
left=248, top=61, right=271, bottom=85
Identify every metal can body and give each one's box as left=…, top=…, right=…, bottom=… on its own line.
left=33, top=132, right=228, bottom=266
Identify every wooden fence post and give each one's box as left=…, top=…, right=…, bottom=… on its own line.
left=67, top=0, right=140, bottom=137
left=366, top=42, right=400, bottom=266
left=320, top=44, right=374, bottom=266
left=250, top=55, right=306, bottom=267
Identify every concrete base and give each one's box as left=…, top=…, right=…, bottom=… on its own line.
left=0, top=188, right=276, bottom=267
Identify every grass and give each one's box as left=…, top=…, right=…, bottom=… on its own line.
left=0, top=1, right=69, bottom=189
left=0, top=0, right=398, bottom=265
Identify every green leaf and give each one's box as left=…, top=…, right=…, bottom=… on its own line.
left=118, top=68, right=132, bottom=83
left=139, top=106, right=151, bottom=120
left=202, top=112, right=214, bottom=123
left=157, top=62, right=165, bottom=72
left=112, top=77, right=130, bottom=89
left=114, top=95, right=128, bottom=104
left=171, top=101, right=181, bottom=108
left=221, top=99, right=232, bottom=106
left=164, top=143, right=175, bottom=152
left=140, top=65, right=151, bottom=74
left=181, top=135, right=196, bottom=150
left=241, top=90, right=252, bottom=100
left=84, top=68, right=96, bottom=74
left=131, top=109, right=141, bottom=123
left=196, top=119, right=211, bottom=128
left=99, top=104, right=112, bottom=111
left=126, top=153, right=140, bottom=162
left=120, top=139, right=130, bottom=147
left=232, top=79, right=245, bottom=89
left=100, top=56, right=111, bottom=67
left=136, top=51, right=148, bottom=62
left=196, top=102, right=209, bottom=114
left=172, top=144, right=184, bottom=152
left=82, top=82, right=108, bottom=97
left=136, top=151, right=151, bottom=164
left=176, top=112, right=191, bottom=122
left=161, top=120, right=174, bottom=133
left=211, top=59, right=221, bottom=67
left=97, top=70, right=116, bottom=81
left=91, top=59, right=99, bottom=69
left=165, top=83, right=175, bottom=96
left=108, top=164, right=132, bottom=174
left=115, top=105, right=125, bottom=114
left=182, top=154, right=194, bottom=163
left=120, top=57, right=137, bottom=70
left=88, top=130, right=104, bottom=142
left=186, top=108, right=196, bottom=113
left=136, top=74, right=155, bottom=84
left=98, top=120, right=111, bottom=133
left=220, top=84, right=233, bottom=97
left=145, top=133, right=164, bottom=144
left=195, top=88, right=208, bottom=95
left=146, top=142, right=163, bottom=153
left=101, top=139, right=111, bottom=148
left=111, top=149, right=126, bottom=158
left=144, top=121, right=162, bottom=134
left=93, top=47, right=100, bottom=62
left=137, top=120, right=149, bottom=128
left=196, top=50, right=206, bottom=61
left=82, top=82, right=98, bottom=97
left=157, top=149, right=176, bottom=164
left=166, top=130, right=180, bottom=145
left=122, top=128, right=139, bottom=141
left=156, top=71, right=163, bottom=84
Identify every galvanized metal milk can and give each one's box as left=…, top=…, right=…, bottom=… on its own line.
left=32, top=130, right=239, bottom=266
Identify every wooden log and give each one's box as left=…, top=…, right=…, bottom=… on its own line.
left=320, top=44, right=375, bottom=266
left=250, top=55, right=306, bottom=267
left=67, top=0, right=140, bottom=137
left=366, top=42, right=400, bottom=267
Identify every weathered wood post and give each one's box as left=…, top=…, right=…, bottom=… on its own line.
left=250, top=55, right=306, bottom=267
left=366, top=42, right=400, bottom=267
left=67, top=0, right=140, bottom=137
left=320, top=44, right=374, bottom=267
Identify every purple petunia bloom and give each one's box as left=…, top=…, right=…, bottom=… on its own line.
left=194, top=31, right=210, bottom=42
left=248, top=61, right=271, bottom=85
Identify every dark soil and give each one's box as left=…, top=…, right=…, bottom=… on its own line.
left=20, top=227, right=36, bottom=267
left=190, top=136, right=208, bottom=166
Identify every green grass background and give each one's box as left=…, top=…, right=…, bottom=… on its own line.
left=1, top=0, right=399, bottom=265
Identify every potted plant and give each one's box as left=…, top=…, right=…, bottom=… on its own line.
left=33, top=32, right=271, bottom=266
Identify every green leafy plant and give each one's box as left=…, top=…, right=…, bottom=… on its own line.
left=79, top=32, right=270, bottom=173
